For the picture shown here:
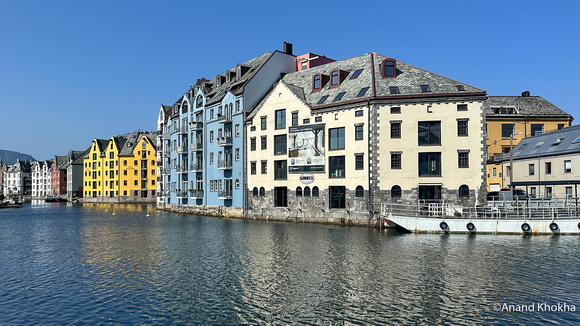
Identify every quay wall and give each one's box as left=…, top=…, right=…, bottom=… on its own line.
left=81, top=197, right=156, bottom=204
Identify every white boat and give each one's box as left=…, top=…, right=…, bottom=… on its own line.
left=381, top=198, right=580, bottom=235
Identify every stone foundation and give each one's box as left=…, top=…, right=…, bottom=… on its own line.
left=158, top=204, right=243, bottom=219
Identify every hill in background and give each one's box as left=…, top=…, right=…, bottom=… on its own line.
left=0, top=149, right=36, bottom=165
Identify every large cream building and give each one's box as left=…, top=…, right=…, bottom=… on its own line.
left=246, top=52, right=487, bottom=224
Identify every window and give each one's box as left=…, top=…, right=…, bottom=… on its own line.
left=565, top=160, right=572, bottom=173
left=391, top=122, right=401, bottom=139
left=355, top=124, right=364, bottom=140
left=275, top=109, right=286, bottom=129
left=457, top=104, right=468, bottom=111
left=545, top=162, right=551, bottom=174
left=420, top=85, right=431, bottom=92
left=251, top=162, right=256, bottom=175
left=418, top=121, right=441, bottom=145
left=317, top=96, right=329, bottom=104
left=531, top=124, right=544, bottom=136
left=304, top=186, right=311, bottom=197
left=355, top=154, right=364, bottom=170
left=260, top=187, right=265, bottom=197
left=329, top=127, right=345, bottom=150
left=313, top=74, right=321, bottom=90
left=210, top=130, right=214, bottom=142
left=331, top=70, right=339, bottom=86
left=329, top=186, right=346, bottom=208
left=250, top=137, right=256, bottom=151
left=530, top=187, right=536, bottom=198
left=558, top=124, right=565, bottom=130
left=529, top=164, right=535, bottom=175
left=301, top=61, right=307, bottom=70
left=355, top=110, right=363, bottom=117
left=458, top=151, right=469, bottom=168
left=356, top=186, right=364, bottom=198
left=274, top=135, right=287, bottom=155
left=457, top=85, right=465, bottom=91
left=546, top=186, right=553, bottom=198
left=296, top=187, right=302, bottom=197
left=419, top=152, right=441, bottom=176
left=458, top=120, right=469, bottom=136
left=459, top=185, right=469, bottom=197
left=253, top=187, right=258, bottom=197
left=350, top=69, right=363, bottom=79
left=391, top=185, right=401, bottom=198
left=261, top=161, right=267, bottom=174
left=274, top=160, right=287, bottom=180
left=235, top=124, right=240, bottom=137
left=390, top=107, right=401, bottom=114
left=261, top=136, right=267, bottom=150
left=303, top=118, right=310, bottom=124
left=502, top=124, right=515, bottom=138
left=236, top=100, right=240, bottom=112
left=333, top=92, right=346, bottom=102
left=566, top=187, right=573, bottom=199
left=329, top=156, right=345, bottom=178
left=356, top=87, right=369, bottom=97
left=383, top=60, right=395, bottom=77
left=261, top=117, right=267, bottom=130
left=210, top=153, right=214, bottom=165
left=389, top=86, right=400, bottom=94
left=312, top=186, right=319, bottom=197
left=315, top=116, right=322, bottom=122
left=235, top=148, right=240, bottom=161
left=391, top=152, right=401, bottom=169
left=292, top=112, right=298, bottom=126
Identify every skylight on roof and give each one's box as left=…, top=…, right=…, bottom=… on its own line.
left=356, top=87, right=369, bottom=97
left=333, top=92, right=346, bottom=102
left=517, top=143, right=529, bottom=151
left=551, top=137, right=565, bottom=146
left=456, top=85, right=465, bottom=91
left=350, top=69, right=363, bottom=79
left=317, top=95, right=329, bottom=104
left=389, top=86, right=400, bottom=94
left=573, top=136, right=580, bottom=143
left=533, top=141, right=545, bottom=149
left=420, top=85, right=431, bottom=92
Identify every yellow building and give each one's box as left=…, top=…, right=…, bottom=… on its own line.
left=83, top=131, right=157, bottom=202
left=485, top=92, right=573, bottom=192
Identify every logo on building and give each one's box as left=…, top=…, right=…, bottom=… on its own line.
left=300, top=173, right=315, bottom=184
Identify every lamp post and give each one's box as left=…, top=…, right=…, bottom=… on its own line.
left=509, top=131, right=524, bottom=191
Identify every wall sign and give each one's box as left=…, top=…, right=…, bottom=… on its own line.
left=300, top=173, right=315, bottom=184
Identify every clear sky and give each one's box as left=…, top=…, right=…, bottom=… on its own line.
left=1, top=0, right=579, bottom=160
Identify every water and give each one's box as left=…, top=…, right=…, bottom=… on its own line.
left=1, top=202, right=579, bottom=325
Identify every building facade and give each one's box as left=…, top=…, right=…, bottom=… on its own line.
left=157, top=44, right=302, bottom=214
left=31, top=160, right=52, bottom=198
left=83, top=131, right=157, bottom=203
left=66, top=149, right=89, bottom=199
left=485, top=92, right=573, bottom=191
left=4, top=160, right=31, bottom=197
left=50, top=155, right=67, bottom=196
left=246, top=52, right=487, bottom=224
left=502, top=125, right=580, bottom=198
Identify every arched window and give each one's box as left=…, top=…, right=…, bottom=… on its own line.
left=296, top=186, right=302, bottom=197
left=331, top=70, right=339, bottom=86
left=312, top=186, right=319, bottom=197
left=383, top=59, right=396, bottom=77
left=304, top=186, right=311, bottom=197
left=391, top=185, right=402, bottom=198
left=196, top=95, right=203, bottom=108
left=313, top=75, right=321, bottom=90
left=459, top=185, right=470, bottom=197
left=259, top=187, right=265, bottom=197
left=252, top=187, right=258, bottom=197
left=356, top=185, right=364, bottom=197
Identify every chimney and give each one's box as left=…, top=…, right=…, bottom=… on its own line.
left=521, top=90, right=530, bottom=97
left=283, top=42, right=293, bottom=55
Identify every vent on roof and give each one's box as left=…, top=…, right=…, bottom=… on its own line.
left=551, top=137, right=565, bottom=146
left=522, top=91, right=531, bottom=97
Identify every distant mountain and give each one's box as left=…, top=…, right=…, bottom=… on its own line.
left=0, top=149, right=36, bottom=165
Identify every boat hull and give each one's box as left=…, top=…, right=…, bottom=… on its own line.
left=385, top=215, right=580, bottom=235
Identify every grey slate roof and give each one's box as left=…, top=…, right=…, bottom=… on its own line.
left=510, top=125, right=580, bottom=160
left=273, top=52, right=485, bottom=111
left=485, top=96, right=573, bottom=119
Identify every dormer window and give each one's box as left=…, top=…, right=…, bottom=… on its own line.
left=457, top=85, right=465, bottom=91
left=226, top=73, right=230, bottom=82
left=331, top=70, right=339, bottom=86
left=381, top=59, right=396, bottom=78
left=313, top=74, right=321, bottom=91
left=389, top=86, right=400, bottom=94
left=420, top=85, right=431, bottom=93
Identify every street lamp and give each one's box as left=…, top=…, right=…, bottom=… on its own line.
left=509, top=131, right=524, bottom=191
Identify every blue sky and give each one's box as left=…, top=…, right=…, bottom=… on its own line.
left=1, top=0, right=579, bottom=160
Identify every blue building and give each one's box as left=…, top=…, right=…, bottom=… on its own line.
left=157, top=44, right=298, bottom=211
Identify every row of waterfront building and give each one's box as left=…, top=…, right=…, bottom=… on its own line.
left=0, top=43, right=575, bottom=225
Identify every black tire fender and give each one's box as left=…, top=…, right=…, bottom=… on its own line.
left=521, top=223, right=531, bottom=232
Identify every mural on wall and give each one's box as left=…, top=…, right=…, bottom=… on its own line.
left=288, top=124, right=325, bottom=172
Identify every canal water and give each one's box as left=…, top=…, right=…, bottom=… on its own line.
left=0, top=202, right=579, bottom=325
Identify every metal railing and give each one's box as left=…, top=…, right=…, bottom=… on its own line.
left=218, top=137, right=233, bottom=147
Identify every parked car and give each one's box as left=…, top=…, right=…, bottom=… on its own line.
left=487, top=189, right=527, bottom=201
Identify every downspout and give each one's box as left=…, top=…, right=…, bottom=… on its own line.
left=369, top=52, right=378, bottom=227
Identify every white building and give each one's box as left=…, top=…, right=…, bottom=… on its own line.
left=31, top=160, right=52, bottom=198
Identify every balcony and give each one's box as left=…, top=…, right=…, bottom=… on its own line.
left=177, top=146, right=188, bottom=154
left=162, top=167, right=171, bottom=175
left=218, top=158, right=233, bottom=170
left=177, top=125, right=188, bottom=135
left=176, top=165, right=188, bottom=174
left=218, top=114, right=232, bottom=124
left=189, top=189, right=204, bottom=198
left=218, top=136, right=233, bottom=147
left=190, top=121, right=203, bottom=131
left=190, top=163, right=203, bottom=172
left=218, top=189, right=233, bottom=199
left=191, top=143, right=204, bottom=152
left=176, top=190, right=187, bottom=198
left=163, top=191, right=170, bottom=197
left=162, top=132, right=171, bottom=140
